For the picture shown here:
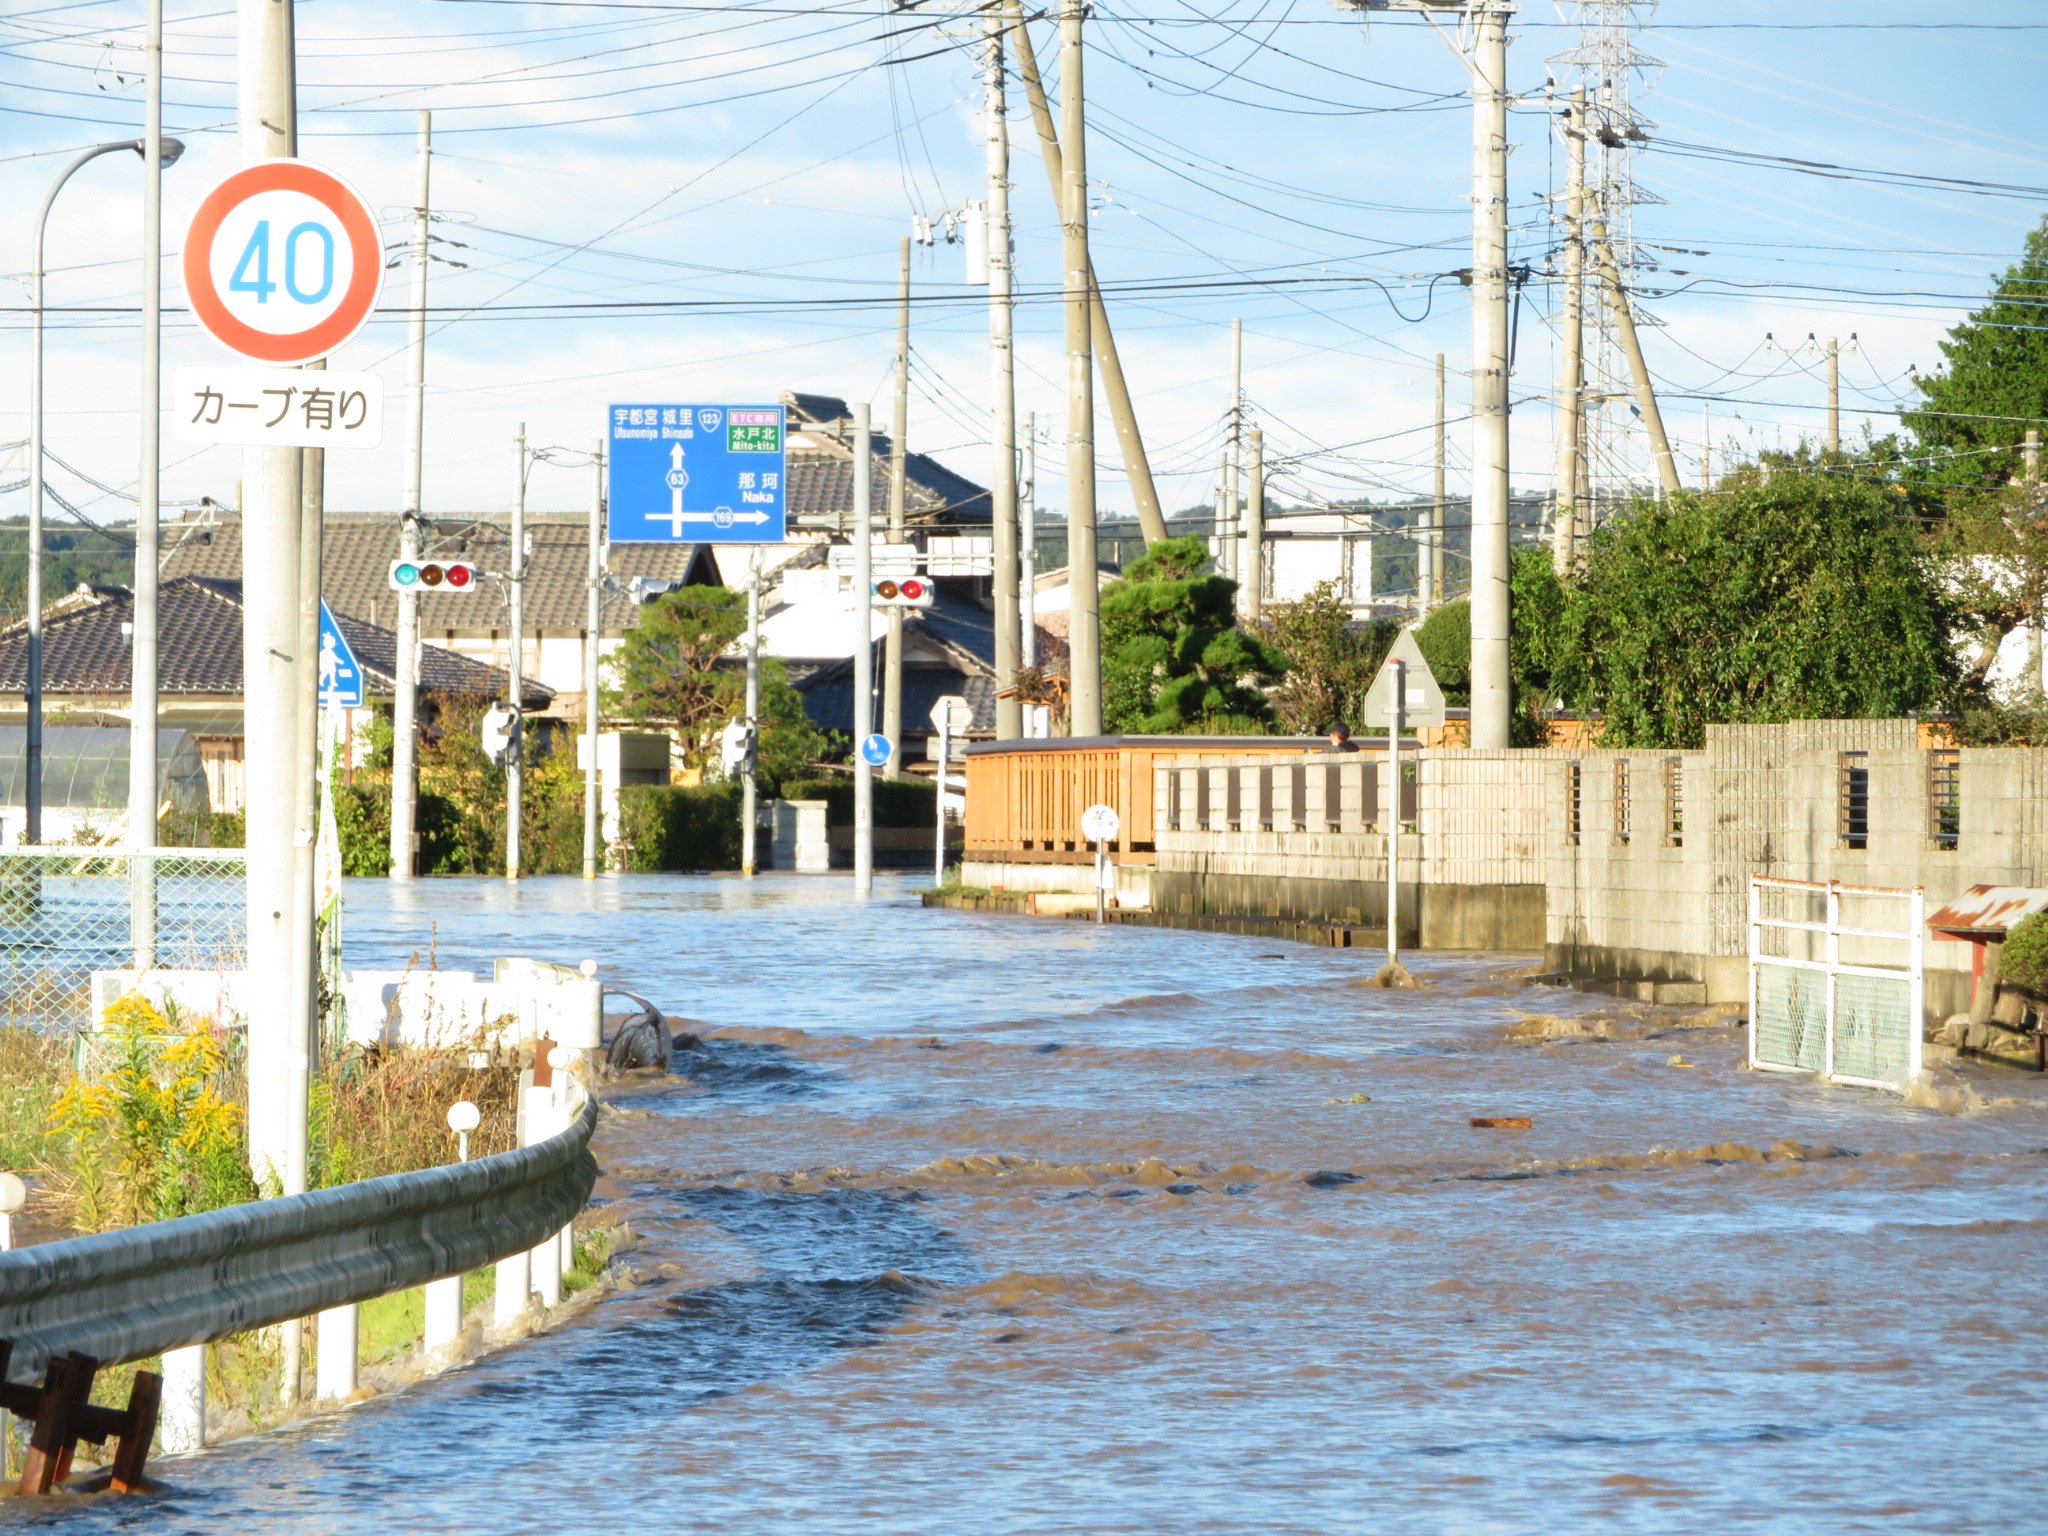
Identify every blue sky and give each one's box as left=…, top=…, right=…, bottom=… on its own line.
left=1, top=0, right=2042, bottom=529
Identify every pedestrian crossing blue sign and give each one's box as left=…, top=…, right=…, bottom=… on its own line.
left=318, top=599, right=364, bottom=709
left=607, top=403, right=788, bottom=545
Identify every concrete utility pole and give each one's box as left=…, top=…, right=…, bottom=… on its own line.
left=884, top=236, right=910, bottom=777
left=852, top=403, right=875, bottom=895
left=986, top=10, right=1022, bottom=741
left=1465, top=1, right=1513, bottom=752
left=1020, top=410, right=1037, bottom=670
left=1224, top=318, right=1243, bottom=589
left=1429, top=352, right=1446, bottom=609
left=1006, top=0, right=1169, bottom=547
left=1553, top=86, right=1587, bottom=574
left=238, top=0, right=304, bottom=1197
left=1590, top=211, right=1680, bottom=499
left=1059, top=0, right=1102, bottom=737
left=389, top=110, right=431, bottom=881
left=1245, top=428, right=1266, bottom=623
left=583, top=441, right=603, bottom=878
left=1825, top=336, right=1841, bottom=454
left=741, top=550, right=761, bottom=876
left=506, top=424, right=525, bottom=882
left=130, top=0, right=165, bottom=965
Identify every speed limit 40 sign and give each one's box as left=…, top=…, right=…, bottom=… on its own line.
left=181, top=159, right=384, bottom=365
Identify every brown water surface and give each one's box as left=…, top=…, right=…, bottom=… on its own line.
left=14, top=873, right=2048, bottom=1534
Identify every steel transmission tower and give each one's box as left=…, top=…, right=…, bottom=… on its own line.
left=1552, top=1, right=1663, bottom=508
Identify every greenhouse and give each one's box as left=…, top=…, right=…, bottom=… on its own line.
left=0, top=725, right=212, bottom=847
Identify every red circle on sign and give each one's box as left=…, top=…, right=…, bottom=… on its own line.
left=446, top=564, right=472, bottom=588
left=182, top=159, right=384, bottom=365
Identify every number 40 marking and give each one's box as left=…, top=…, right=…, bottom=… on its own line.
left=229, top=219, right=336, bottom=305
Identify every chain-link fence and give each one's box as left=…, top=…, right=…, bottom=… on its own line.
left=0, top=849, right=246, bottom=1037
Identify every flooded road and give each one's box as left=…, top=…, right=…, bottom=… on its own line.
left=18, top=873, right=2048, bottom=1533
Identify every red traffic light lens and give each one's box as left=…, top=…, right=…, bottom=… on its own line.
left=876, top=579, right=900, bottom=600
left=420, top=564, right=445, bottom=586
left=445, top=563, right=473, bottom=588
left=900, top=578, right=925, bottom=601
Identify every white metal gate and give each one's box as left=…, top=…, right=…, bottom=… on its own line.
left=1748, top=875, right=1923, bottom=1092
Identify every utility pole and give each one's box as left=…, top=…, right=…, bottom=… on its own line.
left=389, top=111, right=430, bottom=881
left=1020, top=410, right=1037, bottom=669
left=986, top=10, right=1022, bottom=741
left=237, top=0, right=304, bottom=1200
left=1552, top=86, right=1587, bottom=574
left=583, top=442, right=604, bottom=879
left=506, top=424, right=525, bottom=882
left=741, top=550, right=761, bottom=876
left=130, top=0, right=165, bottom=964
left=1825, top=336, right=1841, bottom=454
left=852, top=403, right=875, bottom=895
left=883, top=236, right=910, bottom=777
left=1225, top=318, right=1243, bottom=591
left=1245, top=428, right=1265, bottom=623
left=1430, top=352, right=1446, bottom=608
left=1006, top=0, right=1168, bottom=547
left=1590, top=211, right=1680, bottom=499
left=1060, top=0, right=1101, bottom=737
left=1465, top=1, right=1513, bottom=752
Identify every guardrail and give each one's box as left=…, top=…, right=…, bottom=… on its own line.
left=0, top=1088, right=597, bottom=1491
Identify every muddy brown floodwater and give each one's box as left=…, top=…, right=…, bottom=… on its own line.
left=13, top=873, right=2048, bottom=1535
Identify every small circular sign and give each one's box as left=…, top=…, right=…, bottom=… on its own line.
left=860, top=733, right=892, bottom=767
left=182, top=159, right=385, bottom=365
left=1081, top=802, right=1121, bottom=844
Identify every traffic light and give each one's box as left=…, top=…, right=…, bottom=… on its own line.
left=870, top=575, right=933, bottom=609
left=388, top=559, right=480, bottom=592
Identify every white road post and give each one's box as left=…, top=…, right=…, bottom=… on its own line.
left=1094, top=836, right=1107, bottom=925
left=424, top=1100, right=479, bottom=1352
left=1386, top=658, right=1405, bottom=968
left=315, top=1300, right=357, bottom=1402
left=853, top=404, right=875, bottom=897
left=934, top=711, right=951, bottom=888
left=742, top=549, right=761, bottom=876
left=159, top=1345, right=205, bottom=1454
left=0, top=1173, right=15, bottom=1470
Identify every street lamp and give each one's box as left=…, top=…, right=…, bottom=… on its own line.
left=26, top=135, right=184, bottom=845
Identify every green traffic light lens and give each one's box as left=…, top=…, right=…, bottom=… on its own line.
left=394, top=563, right=420, bottom=586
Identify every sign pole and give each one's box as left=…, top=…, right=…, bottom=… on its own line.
left=1095, top=837, right=1107, bottom=925
left=935, top=711, right=950, bottom=888
left=583, top=441, right=604, bottom=879
left=742, top=548, right=761, bottom=877
left=1387, top=657, right=1403, bottom=969
left=853, top=404, right=875, bottom=897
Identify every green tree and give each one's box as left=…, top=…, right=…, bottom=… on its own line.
left=1099, top=536, right=1287, bottom=732
left=1260, top=581, right=1395, bottom=734
left=1556, top=455, right=1961, bottom=747
left=753, top=657, right=832, bottom=797
left=605, top=585, right=747, bottom=769
left=1901, top=215, right=2048, bottom=489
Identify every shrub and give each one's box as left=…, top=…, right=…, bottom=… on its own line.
left=778, top=776, right=935, bottom=828
left=1998, top=911, right=2048, bottom=997
left=616, top=782, right=743, bottom=871
left=310, top=1042, right=518, bottom=1188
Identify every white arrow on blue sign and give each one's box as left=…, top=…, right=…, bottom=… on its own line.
left=859, top=733, right=892, bottom=767
left=318, top=599, right=363, bottom=709
left=607, top=403, right=787, bottom=545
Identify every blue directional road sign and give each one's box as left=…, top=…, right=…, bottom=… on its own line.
left=860, top=734, right=892, bottom=767
left=607, top=403, right=787, bottom=545
left=317, top=599, right=363, bottom=709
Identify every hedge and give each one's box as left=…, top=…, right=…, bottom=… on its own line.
left=778, top=776, right=935, bottom=829
left=616, top=782, right=743, bottom=872
left=2000, top=911, right=2048, bottom=997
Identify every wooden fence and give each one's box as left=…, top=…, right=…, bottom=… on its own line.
left=962, top=736, right=1328, bottom=863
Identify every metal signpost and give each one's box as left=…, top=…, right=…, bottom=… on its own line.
left=605, top=403, right=788, bottom=544
left=182, top=156, right=386, bottom=1225
left=929, top=695, right=972, bottom=886
left=1361, top=629, right=1447, bottom=969
left=1081, top=801, right=1121, bottom=924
